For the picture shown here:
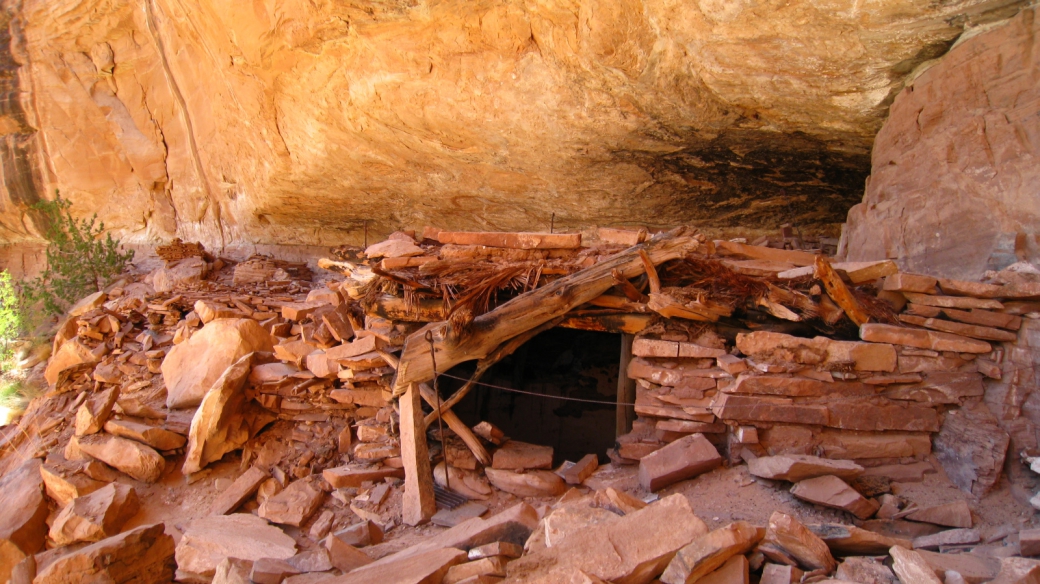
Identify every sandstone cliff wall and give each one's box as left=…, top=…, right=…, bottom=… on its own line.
left=0, top=0, right=1026, bottom=251
left=844, top=6, right=1040, bottom=280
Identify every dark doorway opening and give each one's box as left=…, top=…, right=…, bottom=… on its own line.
left=443, top=328, right=621, bottom=465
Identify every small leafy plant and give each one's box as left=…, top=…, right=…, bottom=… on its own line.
left=22, top=193, right=134, bottom=316
left=0, top=270, right=21, bottom=364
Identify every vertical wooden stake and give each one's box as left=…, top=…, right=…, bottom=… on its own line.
left=400, top=383, right=436, bottom=525
left=616, top=333, right=636, bottom=437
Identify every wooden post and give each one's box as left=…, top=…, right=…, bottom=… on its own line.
left=400, top=383, right=436, bottom=526
left=616, top=333, right=636, bottom=437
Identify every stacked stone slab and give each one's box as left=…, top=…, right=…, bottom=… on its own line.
left=621, top=270, right=1031, bottom=495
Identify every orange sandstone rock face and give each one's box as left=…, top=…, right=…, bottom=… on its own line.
left=845, top=5, right=1040, bottom=279
left=1, top=0, right=1026, bottom=248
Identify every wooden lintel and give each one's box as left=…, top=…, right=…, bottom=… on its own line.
left=558, top=313, right=652, bottom=334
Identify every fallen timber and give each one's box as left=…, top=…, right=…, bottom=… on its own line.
left=391, top=226, right=702, bottom=396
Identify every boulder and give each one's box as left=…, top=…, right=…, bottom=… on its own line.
left=44, top=339, right=98, bottom=386
left=638, top=433, right=722, bottom=491
left=748, top=455, right=864, bottom=482
left=0, top=459, right=49, bottom=583
left=491, top=441, right=554, bottom=470
left=103, top=419, right=186, bottom=451
left=762, top=512, right=836, bottom=573
left=183, top=352, right=276, bottom=474
left=485, top=468, right=566, bottom=497
left=33, top=523, right=175, bottom=584
left=790, top=476, right=879, bottom=520
left=364, top=239, right=424, bottom=259
left=257, top=478, right=325, bottom=527
left=660, top=521, right=764, bottom=584
left=175, top=514, right=297, bottom=578
left=72, top=433, right=166, bottom=483
left=162, top=318, right=275, bottom=408
left=48, top=483, right=140, bottom=545
left=543, top=503, right=619, bottom=548
left=74, top=386, right=119, bottom=436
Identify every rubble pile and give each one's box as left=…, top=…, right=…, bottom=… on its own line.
left=0, top=227, right=1038, bottom=583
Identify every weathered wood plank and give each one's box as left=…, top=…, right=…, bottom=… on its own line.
left=400, top=383, right=436, bottom=526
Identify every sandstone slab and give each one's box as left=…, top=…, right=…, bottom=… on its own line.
left=660, top=521, right=763, bottom=584
left=184, top=352, right=276, bottom=474
left=912, top=528, right=979, bottom=550
left=807, top=523, right=910, bottom=556
left=209, top=466, right=270, bottom=515
left=443, top=557, right=507, bottom=584
left=332, top=521, right=384, bottom=548
left=40, top=466, right=105, bottom=507
left=74, top=386, right=119, bottom=436
left=748, top=455, right=863, bottom=482
left=258, top=478, right=325, bottom=527
left=162, top=318, right=275, bottom=408
left=915, top=550, right=1000, bottom=584
left=485, top=468, right=565, bottom=497
left=34, top=523, right=175, bottom=584
left=558, top=454, right=599, bottom=485
left=697, top=555, right=749, bottom=584
left=0, top=459, right=49, bottom=583
left=326, top=534, right=374, bottom=572
left=790, top=475, right=879, bottom=520
left=890, top=546, right=943, bottom=584
left=506, top=494, right=707, bottom=583
left=906, top=501, right=972, bottom=528
left=859, top=324, right=991, bottom=354
left=251, top=557, right=300, bottom=584
left=103, top=419, right=186, bottom=451
left=762, top=512, right=836, bottom=573
left=44, top=340, right=98, bottom=386
left=835, top=557, right=897, bottom=584
left=491, top=441, right=553, bottom=471
left=638, top=433, right=722, bottom=491
left=323, top=465, right=405, bottom=488
left=213, top=557, right=254, bottom=584
left=73, top=434, right=165, bottom=483
left=331, top=547, right=466, bottom=584
left=175, top=514, right=297, bottom=577
left=761, top=564, right=804, bottom=584
left=48, top=483, right=140, bottom=546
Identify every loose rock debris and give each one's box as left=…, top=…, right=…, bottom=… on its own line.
left=1, top=226, right=1039, bottom=583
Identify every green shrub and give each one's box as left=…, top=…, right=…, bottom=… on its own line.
left=0, top=271, right=21, bottom=364
left=22, top=193, right=134, bottom=316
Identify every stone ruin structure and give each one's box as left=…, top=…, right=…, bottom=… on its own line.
left=0, top=2, right=1037, bottom=584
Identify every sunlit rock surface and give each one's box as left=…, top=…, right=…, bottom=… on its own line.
left=0, top=0, right=1027, bottom=249
left=844, top=5, right=1040, bottom=279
